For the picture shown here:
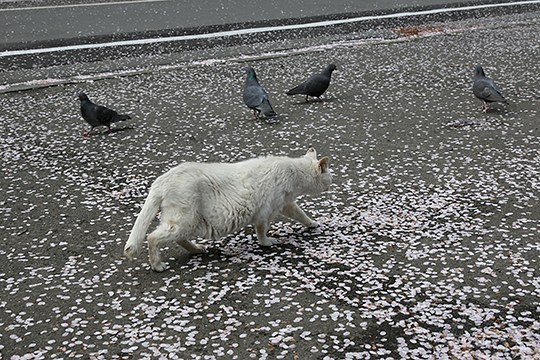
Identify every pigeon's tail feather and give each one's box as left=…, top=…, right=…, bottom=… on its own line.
left=260, top=99, right=277, bottom=118
left=486, top=90, right=507, bottom=104
left=124, top=188, right=161, bottom=260
left=111, top=114, right=131, bottom=123
left=497, top=92, right=508, bottom=103
left=286, top=85, right=304, bottom=96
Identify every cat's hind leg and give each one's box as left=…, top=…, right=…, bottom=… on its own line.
left=177, top=239, right=207, bottom=254
left=147, top=221, right=182, bottom=272
left=282, top=201, right=319, bottom=228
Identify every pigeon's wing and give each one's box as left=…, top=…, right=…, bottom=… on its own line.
left=81, top=102, right=102, bottom=127
left=287, top=74, right=329, bottom=97
left=94, top=104, right=118, bottom=125
left=258, top=98, right=277, bottom=118
left=111, top=113, right=131, bottom=123
left=481, top=87, right=506, bottom=102
left=286, top=77, right=310, bottom=95
left=486, top=78, right=505, bottom=97
left=474, top=78, right=506, bottom=102
left=304, top=74, right=330, bottom=96
left=243, top=84, right=266, bottom=109
left=243, top=85, right=277, bottom=118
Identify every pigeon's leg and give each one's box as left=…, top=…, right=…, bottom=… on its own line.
left=252, top=110, right=260, bottom=119
left=481, top=101, right=489, bottom=113
left=83, top=127, right=94, bottom=137
left=305, top=95, right=310, bottom=103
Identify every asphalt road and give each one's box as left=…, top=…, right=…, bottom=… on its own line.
left=2, top=0, right=539, bottom=81
left=0, top=0, right=518, bottom=49
left=1, top=1, right=539, bottom=359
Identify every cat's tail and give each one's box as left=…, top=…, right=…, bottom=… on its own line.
left=124, top=188, right=161, bottom=260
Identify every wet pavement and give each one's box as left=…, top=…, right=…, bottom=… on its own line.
left=1, top=3, right=539, bottom=359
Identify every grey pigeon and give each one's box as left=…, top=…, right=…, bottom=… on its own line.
left=78, top=92, right=131, bottom=136
left=243, top=67, right=278, bottom=122
left=286, top=64, right=337, bottom=102
left=472, top=65, right=508, bottom=112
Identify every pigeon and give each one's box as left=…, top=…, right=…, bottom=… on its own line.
left=78, top=92, right=131, bottom=136
left=286, top=63, right=337, bottom=102
left=242, top=67, right=278, bottom=122
left=472, top=65, right=508, bottom=112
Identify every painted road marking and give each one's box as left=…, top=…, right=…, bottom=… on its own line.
left=0, top=0, right=171, bottom=12
left=1, top=0, right=539, bottom=57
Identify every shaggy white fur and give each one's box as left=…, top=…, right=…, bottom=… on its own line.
left=124, top=148, right=332, bottom=272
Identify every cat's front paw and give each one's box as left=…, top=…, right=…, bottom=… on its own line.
left=306, top=221, right=319, bottom=228
left=191, top=244, right=207, bottom=254
left=258, top=236, right=277, bottom=247
left=151, top=261, right=168, bottom=272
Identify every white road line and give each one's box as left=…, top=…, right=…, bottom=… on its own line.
left=0, top=0, right=171, bottom=12
left=1, top=0, right=539, bottom=58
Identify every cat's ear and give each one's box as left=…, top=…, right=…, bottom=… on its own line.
left=318, top=157, right=330, bottom=173
left=305, top=147, right=317, bottom=160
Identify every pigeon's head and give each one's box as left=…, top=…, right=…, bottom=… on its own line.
left=322, top=64, right=337, bottom=77
left=474, top=65, right=485, bottom=78
left=77, top=92, right=89, bottom=101
left=245, top=67, right=258, bottom=82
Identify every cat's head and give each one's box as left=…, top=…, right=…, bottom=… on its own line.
left=304, top=147, right=332, bottom=192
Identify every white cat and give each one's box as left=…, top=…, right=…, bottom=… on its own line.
left=124, top=147, right=332, bottom=272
